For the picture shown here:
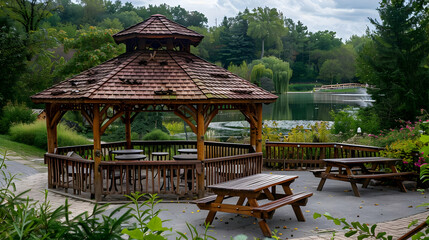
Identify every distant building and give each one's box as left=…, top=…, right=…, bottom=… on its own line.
left=32, top=109, right=46, bottom=120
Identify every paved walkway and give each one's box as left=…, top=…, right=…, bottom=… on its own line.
left=5, top=157, right=429, bottom=239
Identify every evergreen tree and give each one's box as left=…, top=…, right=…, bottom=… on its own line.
left=357, top=0, right=429, bottom=129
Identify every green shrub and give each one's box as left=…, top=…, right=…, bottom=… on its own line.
left=142, top=129, right=171, bottom=141
left=0, top=102, right=36, bottom=134
left=289, top=83, right=321, bottom=92
left=287, top=122, right=332, bottom=142
left=330, top=108, right=357, bottom=139
left=9, top=121, right=90, bottom=150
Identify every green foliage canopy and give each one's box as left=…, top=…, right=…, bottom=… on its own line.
left=357, top=0, right=429, bottom=129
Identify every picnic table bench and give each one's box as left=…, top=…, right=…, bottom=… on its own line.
left=316, top=157, right=416, bottom=197
left=193, top=174, right=313, bottom=237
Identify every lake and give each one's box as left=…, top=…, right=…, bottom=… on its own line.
left=169, top=89, right=373, bottom=140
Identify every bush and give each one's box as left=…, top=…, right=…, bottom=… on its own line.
left=9, top=121, right=90, bottom=150
left=142, top=129, right=171, bottom=141
left=330, top=108, right=357, bottom=139
left=0, top=102, right=36, bottom=134
left=289, top=83, right=321, bottom=92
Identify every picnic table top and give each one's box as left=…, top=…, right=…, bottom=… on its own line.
left=111, top=149, right=143, bottom=155
left=208, top=173, right=298, bottom=192
left=323, top=157, right=401, bottom=164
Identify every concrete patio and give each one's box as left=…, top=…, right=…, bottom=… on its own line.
left=6, top=157, right=429, bottom=239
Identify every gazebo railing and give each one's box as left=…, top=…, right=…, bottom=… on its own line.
left=48, top=141, right=257, bottom=200
left=56, top=141, right=254, bottom=160
left=45, top=153, right=95, bottom=195
left=265, top=142, right=383, bottom=169
left=204, top=152, right=263, bottom=187
left=99, top=160, right=202, bottom=196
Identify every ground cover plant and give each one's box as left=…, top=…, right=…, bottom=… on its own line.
left=9, top=121, right=90, bottom=150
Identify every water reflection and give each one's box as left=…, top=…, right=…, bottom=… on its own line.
left=214, top=89, right=371, bottom=122
left=167, top=89, right=372, bottom=140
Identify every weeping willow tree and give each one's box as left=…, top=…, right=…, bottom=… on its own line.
left=250, top=56, right=292, bottom=93
left=250, top=63, right=273, bottom=86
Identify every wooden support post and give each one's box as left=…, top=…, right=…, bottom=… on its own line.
left=250, top=122, right=256, bottom=151
left=45, top=104, right=58, bottom=154
left=125, top=111, right=132, bottom=149
left=256, top=103, right=263, bottom=152
left=45, top=104, right=57, bottom=189
left=197, top=104, right=205, bottom=198
left=93, top=104, right=102, bottom=202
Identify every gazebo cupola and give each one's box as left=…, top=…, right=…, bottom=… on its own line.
left=113, top=14, right=204, bottom=53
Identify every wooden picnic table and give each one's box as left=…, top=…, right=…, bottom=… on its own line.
left=194, top=174, right=313, bottom=237
left=317, top=157, right=415, bottom=197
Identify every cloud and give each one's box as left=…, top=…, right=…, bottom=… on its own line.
left=129, top=0, right=379, bottom=40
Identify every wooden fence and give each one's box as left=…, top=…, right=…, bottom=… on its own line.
left=204, top=152, right=263, bottom=187
left=56, top=141, right=254, bottom=161
left=48, top=141, right=259, bottom=200
left=265, top=142, right=383, bottom=169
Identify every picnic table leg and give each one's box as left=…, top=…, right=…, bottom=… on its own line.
left=362, top=179, right=371, bottom=188
left=205, top=195, right=224, bottom=225
left=390, top=165, right=408, bottom=193
left=317, top=165, right=332, bottom=191
left=291, top=204, right=305, bottom=221
left=346, top=168, right=361, bottom=197
left=281, top=181, right=295, bottom=196
left=236, top=196, right=246, bottom=206
left=248, top=198, right=271, bottom=237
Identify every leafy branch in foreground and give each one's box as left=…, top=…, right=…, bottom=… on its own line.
left=313, top=212, right=393, bottom=240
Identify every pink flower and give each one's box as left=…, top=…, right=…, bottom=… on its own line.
left=403, top=161, right=408, bottom=164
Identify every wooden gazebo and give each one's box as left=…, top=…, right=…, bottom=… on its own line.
left=31, top=14, right=277, bottom=201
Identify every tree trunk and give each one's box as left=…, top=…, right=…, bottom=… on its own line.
left=260, top=39, right=265, bottom=59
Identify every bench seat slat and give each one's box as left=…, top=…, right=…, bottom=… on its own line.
left=193, top=195, right=231, bottom=204
left=253, top=192, right=313, bottom=212
left=350, top=172, right=415, bottom=179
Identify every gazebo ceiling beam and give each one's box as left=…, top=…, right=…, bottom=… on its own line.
left=100, top=104, right=113, bottom=119
left=81, top=109, right=94, bottom=127
left=204, top=106, right=219, bottom=132
left=183, top=104, right=197, bottom=119
left=174, top=109, right=197, bottom=134
left=100, top=109, right=125, bottom=135
left=50, top=110, right=67, bottom=129
left=240, top=104, right=258, bottom=127
left=120, top=112, right=139, bottom=124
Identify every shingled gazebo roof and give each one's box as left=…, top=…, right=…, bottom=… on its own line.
left=31, top=15, right=277, bottom=105
left=32, top=50, right=277, bottom=104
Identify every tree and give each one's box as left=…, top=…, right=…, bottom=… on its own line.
left=250, top=56, right=292, bottom=93
left=245, top=7, right=286, bottom=58
left=59, top=26, right=125, bottom=78
left=319, top=59, right=342, bottom=84
left=4, top=0, right=56, bottom=34
left=250, top=63, right=272, bottom=87
left=98, top=17, right=123, bottom=30
left=54, top=0, right=83, bottom=26
left=357, top=0, right=429, bottom=129
left=309, top=30, right=342, bottom=51
left=115, top=11, right=142, bottom=28
left=0, top=17, right=27, bottom=107
left=81, top=0, right=104, bottom=25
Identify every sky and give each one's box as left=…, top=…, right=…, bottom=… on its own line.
left=128, top=0, right=381, bottom=41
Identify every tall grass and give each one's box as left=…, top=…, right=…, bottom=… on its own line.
left=9, top=121, right=90, bottom=150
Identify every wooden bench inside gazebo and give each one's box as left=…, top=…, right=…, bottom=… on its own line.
left=31, top=14, right=278, bottom=201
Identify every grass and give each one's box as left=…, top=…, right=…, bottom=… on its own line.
left=319, top=88, right=360, bottom=93
left=0, top=134, right=45, bottom=159
left=9, top=121, right=90, bottom=150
